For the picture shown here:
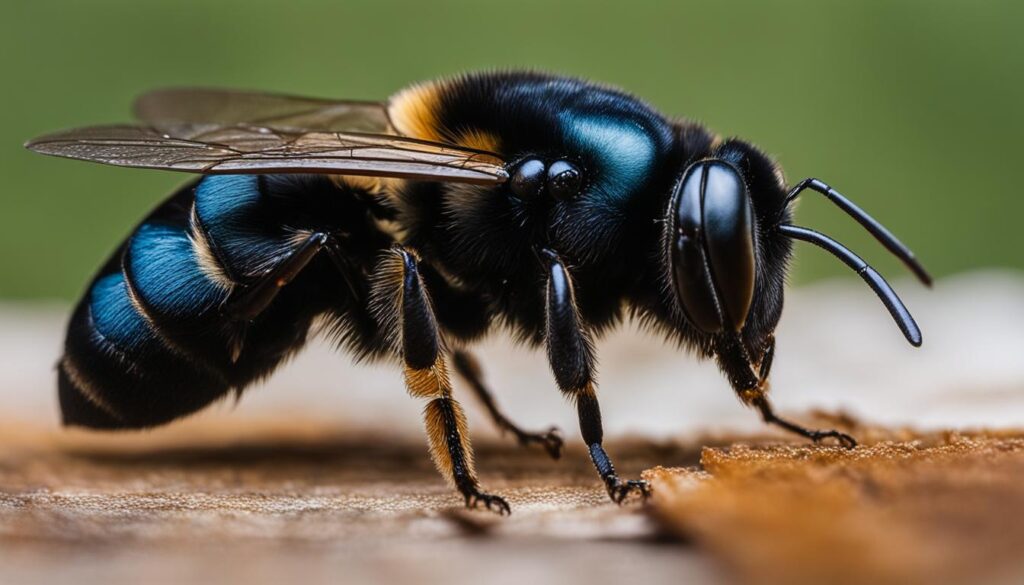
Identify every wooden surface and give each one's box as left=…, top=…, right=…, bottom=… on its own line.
left=646, top=424, right=1024, bottom=585
left=0, top=420, right=722, bottom=585
left=2, top=274, right=1024, bottom=584
left=5, top=418, right=1024, bottom=585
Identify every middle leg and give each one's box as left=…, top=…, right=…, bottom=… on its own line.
left=373, top=246, right=510, bottom=514
left=451, top=350, right=564, bottom=460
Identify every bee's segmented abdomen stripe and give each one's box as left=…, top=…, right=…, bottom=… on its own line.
left=120, top=240, right=230, bottom=383
left=193, top=175, right=290, bottom=279
left=60, top=270, right=229, bottom=428
left=60, top=174, right=344, bottom=430
left=187, top=199, right=238, bottom=288
left=58, top=352, right=125, bottom=427
left=123, top=218, right=238, bottom=367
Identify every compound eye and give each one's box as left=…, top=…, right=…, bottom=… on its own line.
left=547, top=160, right=583, bottom=200
left=669, top=160, right=756, bottom=334
left=510, top=158, right=547, bottom=200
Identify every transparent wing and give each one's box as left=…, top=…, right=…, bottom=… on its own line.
left=134, top=87, right=389, bottom=133
left=25, top=123, right=508, bottom=185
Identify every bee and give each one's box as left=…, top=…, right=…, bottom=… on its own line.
left=26, top=72, right=929, bottom=514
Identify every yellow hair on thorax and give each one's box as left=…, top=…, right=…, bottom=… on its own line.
left=388, top=81, right=445, bottom=143
left=388, top=78, right=501, bottom=153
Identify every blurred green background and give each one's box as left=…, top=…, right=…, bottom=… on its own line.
left=2, top=0, right=1021, bottom=300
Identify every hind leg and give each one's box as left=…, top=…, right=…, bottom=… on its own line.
left=221, top=232, right=330, bottom=321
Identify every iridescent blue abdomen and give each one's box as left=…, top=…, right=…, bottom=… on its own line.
left=59, top=174, right=390, bottom=428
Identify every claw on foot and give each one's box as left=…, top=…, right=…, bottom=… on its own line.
left=464, top=490, right=511, bottom=516
left=606, top=478, right=651, bottom=504
left=515, top=426, right=564, bottom=460
left=810, top=430, right=858, bottom=449
left=755, top=398, right=859, bottom=451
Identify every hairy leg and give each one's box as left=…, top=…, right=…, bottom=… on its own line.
left=372, top=247, right=510, bottom=514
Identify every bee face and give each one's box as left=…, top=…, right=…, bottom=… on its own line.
left=660, top=139, right=795, bottom=355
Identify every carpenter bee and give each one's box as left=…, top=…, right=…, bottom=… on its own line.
left=26, top=72, right=929, bottom=514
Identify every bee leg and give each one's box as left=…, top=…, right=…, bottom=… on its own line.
left=758, top=334, right=776, bottom=381
left=451, top=350, right=564, bottom=460
left=378, top=247, right=510, bottom=515
left=541, top=249, right=649, bottom=504
left=753, top=398, right=857, bottom=449
left=717, top=335, right=857, bottom=449
left=222, top=232, right=330, bottom=321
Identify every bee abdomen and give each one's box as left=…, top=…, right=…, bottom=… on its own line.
left=59, top=270, right=229, bottom=428
left=59, top=176, right=249, bottom=429
left=59, top=174, right=368, bottom=429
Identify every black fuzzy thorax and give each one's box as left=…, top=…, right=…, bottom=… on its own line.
left=397, top=72, right=682, bottom=344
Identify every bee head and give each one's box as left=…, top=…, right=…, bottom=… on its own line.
left=663, top=138, right=929, bottom=353
left=660, top=139, right=798, bottom=358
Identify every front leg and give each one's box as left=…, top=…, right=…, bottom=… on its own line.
left=716, top=334, right=856, bottom=449
left=374, top=247, right=509, bottom=515
left=541, top=250, right=649, bottom=503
